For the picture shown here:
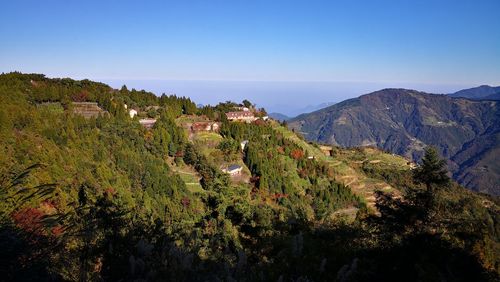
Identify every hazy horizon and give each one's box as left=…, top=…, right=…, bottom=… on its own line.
left=0, top=68, right=489, bottom=115
left=99, top=79, right=475, bottom=116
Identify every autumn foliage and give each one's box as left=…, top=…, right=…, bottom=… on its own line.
left=71, top=90, right=89, bottom=102
left=290, top=149, right=304, bottom=160
left=12, top=207, right=44, bottom=234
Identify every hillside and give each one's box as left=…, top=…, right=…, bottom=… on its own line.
left=270, top=122, right=412, bottom=211
left=450, top=85, right=500, bottom=100
left=0, top=74, right=498, bottom=281
left=289, top=88, right=500, bottom=195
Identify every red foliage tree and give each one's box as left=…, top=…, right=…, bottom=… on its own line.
left=12, top=207, right=44, bottom=235
left=71, top=90, right=89, bottom=102
left=290, top=149, right=304, bottom=160
left=51, top=225, right=64, bottom=237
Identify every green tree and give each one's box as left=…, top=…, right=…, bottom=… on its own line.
left=217, top=139, right=239, bottom=161
left=413, top=146, right=450, bottom=192
left=147, top=108, right=157, bottom=118
left=183, top=143, right=198, bottom=165
left=242, top=99, right=252, bottom=108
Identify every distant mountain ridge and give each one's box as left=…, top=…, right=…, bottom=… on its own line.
left=270, top=102, right=336, bottom=121
left=296, top=102, right=336, bottom=114
left=449, top=85, right=500, bottom=100
left=268, top=112, right=291, bottom=121
left=289, top=88, right=500, bottom=195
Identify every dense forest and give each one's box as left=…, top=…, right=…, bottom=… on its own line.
left=0, top=72, right=498, bottom=281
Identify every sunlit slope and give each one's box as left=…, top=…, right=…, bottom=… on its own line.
left=271, top=121, right=412, bottom=209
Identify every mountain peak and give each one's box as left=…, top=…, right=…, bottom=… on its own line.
left=450, top=85, right=500, bottom=100
left=367, top=88, right=426, bottom=96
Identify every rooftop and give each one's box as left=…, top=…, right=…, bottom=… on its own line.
left=228, top=164, right=242, bottom=171
left=226, top=111, right=254, bottom=117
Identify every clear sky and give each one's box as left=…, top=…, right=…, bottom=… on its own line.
left=1, top=0, right=499, bottom=115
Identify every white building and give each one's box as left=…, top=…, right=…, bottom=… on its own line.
left=226, top=111, right=256, bottom=123
left=240, top=140, right=249, bottom=151
left=129, top=109, right=138, bottom=118
left=139, top=118, right=157, bottom=129
left=222, top=164, right=243, bottom=175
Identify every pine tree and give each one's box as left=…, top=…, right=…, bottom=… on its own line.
left=413, top=146, right=450, bottom=192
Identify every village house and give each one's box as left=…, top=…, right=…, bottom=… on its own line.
left=240, top=140, right=249, bottom=151
left=226, top=111, right=256, bottom=122
left=234, top=106, right=250, bottom=112
left=191, top=121, right=220, bottom=132
left=139, top=118, right=157, bottom=129
left=319, top=145, right=333, bottom=157
left=129, top=109, right=137, bottom=118
left=222, top=164, right=243, bottom=175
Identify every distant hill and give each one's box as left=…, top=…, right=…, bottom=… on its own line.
left=297, top=102, right=336, bottom=114
left=289, top=88, right=500, bottom=195
left=284, top=101, right=336, bottom=117
left=449, top=85, right=500, bottom=100
left=268, top=112, right=291, bottom=121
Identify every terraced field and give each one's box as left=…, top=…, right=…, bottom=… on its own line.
left=176, top=168, right=205, bottom=194
left=271, top=121, right=412, bottom=211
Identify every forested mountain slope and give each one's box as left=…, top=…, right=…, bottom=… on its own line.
left=0, top=73, right=498, bottom=281
left=449, top=85, right=500, bottom=100
left=289, top=88, right=500, bottom=195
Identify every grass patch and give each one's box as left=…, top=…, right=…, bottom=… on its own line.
left=37, top=102, right=64, bottom=114
left=176, top=115, right=209, bottom=124
left=193, top=132, right=223, bottom=143
left=172, top=164, right=205, bottom=194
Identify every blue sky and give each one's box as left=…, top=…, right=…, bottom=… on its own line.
left=1, top=0, right=499, bottom=115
